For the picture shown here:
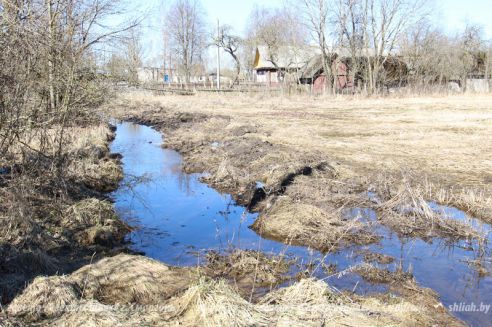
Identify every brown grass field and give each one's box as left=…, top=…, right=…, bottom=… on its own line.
left=119, top=92, right=492, bottom=186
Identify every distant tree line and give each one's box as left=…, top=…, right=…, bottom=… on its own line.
left=143, top=0, right=491, bottom=93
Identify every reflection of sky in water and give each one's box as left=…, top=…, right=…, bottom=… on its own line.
left=110, top=122, right=492, bottom=326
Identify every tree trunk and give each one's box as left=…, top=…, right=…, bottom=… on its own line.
left=229, top=52, right=241, bottom=88
left=47, top=0, right=56, bottom=111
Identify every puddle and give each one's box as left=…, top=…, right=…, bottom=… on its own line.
left=111, top=122, right=492, bottom=326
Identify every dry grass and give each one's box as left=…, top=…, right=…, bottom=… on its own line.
left=0, top=122, right=125, bottom=303
left=112, top=91, right=492, bottom=187
left=6, top=253, right=464, bottom=326
left=373, top=173, right=488, bottom=241
left=7, top=275, right=81, bottom=321
left=70, top=254, right=194, bottom=305
left=251, top=196, right=379, bottom=252
left=1, top=124, right=109, bottom=165
left=64, top=199, right=129, bottom=246
left=204, top=249, right=290, bottom=286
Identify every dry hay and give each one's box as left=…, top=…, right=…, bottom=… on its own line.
left=358, top=250, right=395, bottom=265
left=47, top=301, right=128, bottom=327
left=0, top=213, right=38, bottom=248
left=0, top=315, right=25, bottom=327
left=80, top=159, right=123, bottom=192
left=0, top=199, right=128, bottom=302
left=373, top=174, right=488, bottom=242
left=63, top=198, right=129, bottom=246
left=58, top=123, right=123, bottom=192
left=0, top=121, right=126, bottom=302
left=255, top=278, right=458, bottom=326
left=166, top=278, right=270, bottom=327
left=6, top=254, right=463, bottom=326
left=252, top=197, right=378, bottom=252
left=354, top=263, right=413, bottom=285
left=45, top=300, right=155, bottom=327
left=63, top=199, right=117, bottom=228
left=6, top=254, right=196, bottom=323
left=428, top=184, right=492, bottom=224
left=7, top=276, right=80, bottom=322
left=69, top=254, right=194, bottom=304
left=258, top=278, right=341, bottom=306
left=204, top=250, right=291, bottom=294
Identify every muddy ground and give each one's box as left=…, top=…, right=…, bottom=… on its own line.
left=0, top=124, right=129, bottom=304
left=111, top=93, right=492, bottom=253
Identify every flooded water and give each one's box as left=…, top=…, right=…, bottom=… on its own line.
left=111, top=122, right=492, bottom=326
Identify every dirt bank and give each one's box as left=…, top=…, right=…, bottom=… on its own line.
left=109, top=93, right=492, bottom=252
left=3, top=253, right=463, bottom=326
left=0, top=123, right=128, bottom=304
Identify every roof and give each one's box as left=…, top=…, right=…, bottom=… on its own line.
left=299, top=48, right=391, bottom=79
left=253, top=45, right=320, bottom=70
left=300, top=55, right=324, bottom=80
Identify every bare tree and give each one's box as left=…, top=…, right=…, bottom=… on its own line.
left=125, top=27, right=143, bottom=86
left=325, top=0, right=430, bottom=93
left=215, top=25, right=242, bottom=87
left=296, top=0, right=334, bottom=92
left=457, top=24, right=485, bottom=90
left=400, top=21, right=455, bottom=91
left=360, top=0, right=428, bottom=93
left=165, top=0, right=207, bottom=83
left=106, top=54, right=129, bottom=82
left=334, top=0, right=366, bottom=91
left=246, top=5, right=306, bottom=69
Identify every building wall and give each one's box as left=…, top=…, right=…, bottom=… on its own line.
left=333, top=62, right=353, bottom=90
left=313, top=75, right=326, bottom=94
left=312, top=63, right=354, bottom=94
left=255, top=70, right=279, bottom=84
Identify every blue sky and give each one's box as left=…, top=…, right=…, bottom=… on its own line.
left=135, top=0, right=492, bottom=66
left=437, top=0, right=492, bottom=37
left=191, top=0, right=492, bottom=37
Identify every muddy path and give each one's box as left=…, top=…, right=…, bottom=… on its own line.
left=111, top=120, right=491, bottom=326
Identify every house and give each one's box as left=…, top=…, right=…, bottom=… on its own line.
left=300, top=53, right=354, bottom=93
left=253, top=46, right=318, bottom=85
left=299, top=50, right=408, bottom=94
left=464, top=51, right=491, bottom=93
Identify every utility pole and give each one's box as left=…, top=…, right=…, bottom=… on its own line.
left=216, top=19, right=221, bottom=91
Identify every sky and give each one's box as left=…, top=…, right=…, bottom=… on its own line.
left=437, top=0, right=492, bottom=38
left=134, top=0, right=492, bottom=67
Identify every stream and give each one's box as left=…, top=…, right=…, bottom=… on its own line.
left=110, top=122, right=492, bottom=326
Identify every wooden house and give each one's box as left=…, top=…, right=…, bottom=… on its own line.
left=253, top=46, right=318, bottom=85
left=299, top=51, right=408, bottom=94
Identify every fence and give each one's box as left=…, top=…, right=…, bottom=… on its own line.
left=142, top=81, right=312, bottom=96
